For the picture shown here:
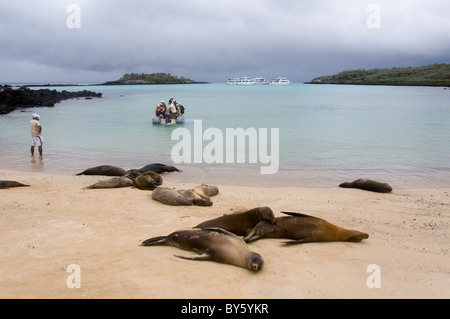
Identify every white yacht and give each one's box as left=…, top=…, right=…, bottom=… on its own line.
left=270, top=77, right=292, bottom=85
left=237, top=77, right=256, bottom=85
left=227, top=76, right=271, bottom=85
left=227, top=78, right=240, bottom=85
left=227, top=77, right=255, bottom=85
left=253, top=77, right=270, bottom=85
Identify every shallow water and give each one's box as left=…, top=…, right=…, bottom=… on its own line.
left=1, top=83, right=449, bottom=189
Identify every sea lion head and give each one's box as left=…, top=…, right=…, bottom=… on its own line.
left=257, top=207, right=276, bottom=224
left=249, top=252, right=264, bottom=271
left=338, top=182, right=351, bottom=188
left=347, top=231, right=369, bottom=242
left=198, top=184, right=219, bottom=197
left=126, top=169, right=142, bottom=178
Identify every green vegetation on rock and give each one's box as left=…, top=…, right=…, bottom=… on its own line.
left=103, top=73, right=201, bottom=85
left=307, top=64, right=450, bottom=87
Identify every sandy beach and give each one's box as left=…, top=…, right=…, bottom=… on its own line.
left=0, top=168, right=449, bottom=299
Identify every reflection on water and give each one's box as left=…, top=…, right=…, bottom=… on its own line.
left=30, top=156, right=45, bottom=173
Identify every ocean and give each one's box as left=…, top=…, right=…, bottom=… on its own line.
left=1, top=83, right=449, bottom=189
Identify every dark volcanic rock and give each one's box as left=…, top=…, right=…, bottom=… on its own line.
left=0, top=86, right=102, bottom=114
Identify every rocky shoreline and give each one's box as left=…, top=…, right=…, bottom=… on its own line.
left=0, top=85, right=102, bottom=115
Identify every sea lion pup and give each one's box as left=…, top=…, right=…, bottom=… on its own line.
left=0, top=180, right=30, bottom=189
left=132, top=170, right=163, bottom=190
left=339, top=178, right=392, bottom=193
left=244, top=212, right=369, bottom=244
left=141, top=228, right=264, bottom=272
left=86, top=175, right=135, bottom=189
left=136, top=163, right=179, bottom=174
left=193, top=184, right=219, bottom=197
left=195, top=207, right=276, bottom=236
left=151, top=187, right=213, bottom=206
left=76, top=165, right=127, bottom=176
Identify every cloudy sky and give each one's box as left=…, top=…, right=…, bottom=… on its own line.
left=1, top=0, right=449, bottom=84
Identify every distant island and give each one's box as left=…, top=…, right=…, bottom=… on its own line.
left=0, top=72, right=206, bottom=114
left=306, top=64, right=450, bottom=87
left=101, top=72, right=207, bottom=85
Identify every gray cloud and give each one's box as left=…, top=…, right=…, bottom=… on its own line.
left=1, top=0, right=449, bottom=83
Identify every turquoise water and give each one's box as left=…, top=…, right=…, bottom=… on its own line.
left=1, top=83, right=449, bottom=189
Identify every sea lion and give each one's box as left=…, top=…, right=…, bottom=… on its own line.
left=76, top=165, right=127, bottom=176
left=141, top=228, right=264, bottom=271
left=151, top=187, right=213, bottom=206
left=244, top=212, right=369, bottom=244
left=195, top=207, right=276, bottom=236
left=87, top=175, right=134, bottom=189
left=85, top=170, right=163, bottom=190
left=151, top=184, right=218, bottom=206
left=132, top=171, right=163, bottom=190
left=0, top=180, right=30, bottom=189
left=136, top=163, right=179, bottom=174
left=192, top=184, right=219, bottom=197
left=339, top=178, right=392, bottom=193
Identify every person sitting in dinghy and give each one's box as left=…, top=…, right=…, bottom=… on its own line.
left=168, top=99, right=180, bottom=119
left=155, top=104, right=165, bottom=119
left=169, top=97, right=185, bottom=116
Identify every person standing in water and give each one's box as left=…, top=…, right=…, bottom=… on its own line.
left=30, top=113, right=43, bottom=156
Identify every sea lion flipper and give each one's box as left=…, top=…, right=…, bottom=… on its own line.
left=282, top=238, right=309, bottom=245
left=140, top=236, right=167, bottom=246
left=243, top=231, right=259, bottom=243
left=192, top=198, right=213, bottom=206
left=281, top=211, right=314, bottom=218
left=243, top=226, right=263, bottom=243
left=174, top=253, right=212, bottom=261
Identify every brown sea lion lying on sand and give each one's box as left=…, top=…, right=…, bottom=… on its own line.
left=135, top=163, right=180, bottom=174
left=151, top=184, right=219, bottom=206
left=339, top=178, right=392, bottom=193
left=141, top=228, right=264, bottom=272
left=76, top=165, right=128, bottom=176
left=86, top=170, right=162, bottom=190
left=244, top=212, right=369, bottom=244
left=0, top=180, right=30, bottom=189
